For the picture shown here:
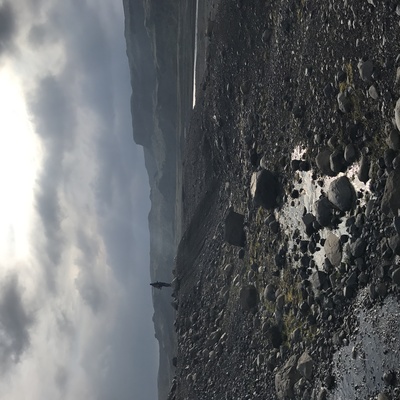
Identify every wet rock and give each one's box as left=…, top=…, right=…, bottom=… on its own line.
left=327, top=176, right=356, bottom=212
left=337, top=92, right=352, bottom=113
left=358, top=59, right=374, bottom=82
left=250, top=169, right=279, bottom=209
left=324, top=233, right=342, bottom=267
left=315, top=197, right=334, bottom=227
left=224, top=209, right=246, bottom=247
left=239, top=285, right=258, bottom=311
left=395, top=98, right=400, bottom=131
left=358, top=154, right=370, bottom=183
left=384, top=149, right=396, bottom=170
left=316, top=149, right=335, bottom=176
left=381, top=169, right=400, bottom=215
left=275, top=354, right=301, bottom=399
left=297, top=351, right=313, bottom=380
left=344, top=143, right=357, bottom=164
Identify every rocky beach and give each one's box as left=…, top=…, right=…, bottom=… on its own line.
left=125, top=1, right=400, bottom=399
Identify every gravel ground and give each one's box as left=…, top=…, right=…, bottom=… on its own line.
left=170, top=1, right=400, bottom=399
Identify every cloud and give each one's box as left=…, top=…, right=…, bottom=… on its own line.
left=0, top=2, right=16, bottom=54
left=0, top=274, right=34, bottom=372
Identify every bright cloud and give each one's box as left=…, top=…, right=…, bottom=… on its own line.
left=0, top=0, right=157, bottom=399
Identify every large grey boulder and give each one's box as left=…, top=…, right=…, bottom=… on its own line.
left=324, top=233, right=342, bottom=267
left=381, top=169, right=400, bottom=216
left=224, top=209, right=245, bottom=247
left=327, top=176, right=356, bottom=212
left=250, top=169, right=279, bottom=209
left=275, top=355, right=301, bottom=399
left=297, top=351, right=313, bottom=380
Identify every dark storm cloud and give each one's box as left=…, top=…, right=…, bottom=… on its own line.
left=0, top=275, right=34, bottom=371
left=0, top=2, right=16, bottom=54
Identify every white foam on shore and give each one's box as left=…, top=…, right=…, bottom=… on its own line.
left=276, top=145, right=371, bottom=269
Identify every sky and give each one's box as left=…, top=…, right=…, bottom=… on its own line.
left=0, top=1, right=158, bottom=399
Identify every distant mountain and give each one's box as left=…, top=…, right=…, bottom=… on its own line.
left=123, top=0, right=195, bottom=398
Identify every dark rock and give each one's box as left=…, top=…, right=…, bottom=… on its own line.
left=381, top=169, right=400, bottom=215
left=323, top=83, right=335, bottom=98
left=394, top=216, right=400, bottom=234
left=330, top=149, right=346, bottom=174
left=337, top=92, right=352, bottom=113
left=224, top=210, right=245, bottom=247
left=391, top=268, right=400, bottom=285
left=302, top=213, right=316, bottom=236
left=383, top=370, right=396, bottom=386
left=275, top=294, right=285, bottom=312
left=358, top=154, right=370, bottom=183
left=315, top=197, right=333, bottom=227
left=344, top=143, right=357, bottom=164
left=358, top=59, right=373, bottom=82
left=250, top=169, right=279, bottom=209
left=239, top=285, right=258, bottom=311
left=389, top=235, right=400, bottom=255
left=270, top=220, right=280, bottom=233
left=384, top=149, right=396, bottom=170
left=310, top=270, right=330, bottom=292
left=387, top=130, right=400, bottom=150
left=327, top=176, right=356, bottom=212
left=324, top=233, right=342, bottom=267
left=264, top=284, right=276, bottom=302
left=269, top=325, right=283, bottom=349
left=351, top=238, right=367, bottom=258
left=316, top=149, right=335, bottom=176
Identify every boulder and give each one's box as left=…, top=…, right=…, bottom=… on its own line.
left=358, top=154, right=370, bottom=183
left=324, top=233, right=342, bottom=267
left=297, top=351, right=313, bottom=380
left=275, top=355, right=301, bottom=399
left=264, top=284, right=276, bottom=302
left=316, top=149, right=335, bottom=176
left=315, top=197, right=333, bottom=227
left=310, top=270, right=330, bottom=291
left=344, top=143, right=357, bottom=164
left=395, top=97, right=400, bottom=132
left=327, top=176, right=356, bottom=212
left=381, top=169, right=400, bottom=216
left=250, top=169, right=279, bottom=209
left=358, top=59, right=373, bottom=82
left=224, top=209, right=245, bottom=247
left=239, top=285, right=258, bottom=311
left=337, top=92, right=352, bottom=113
